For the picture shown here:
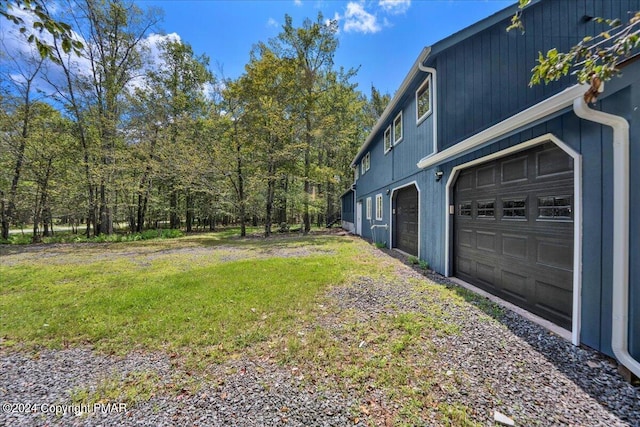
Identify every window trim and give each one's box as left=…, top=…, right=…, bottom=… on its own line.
left=366, top=197, right=372, bottom=220
left=416, top=75, right=432, bottom=125
left=365, top=152, right=371, bottom=171
left=393, top=111, right=403, bottom=145
left=375, top=194, right=383, bottom=220
left=384, top=126, right=392, bottom=154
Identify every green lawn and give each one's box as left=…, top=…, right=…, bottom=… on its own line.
left=0, top=230, right=486, bottom=425
left=0, top=232, right=391, bottom=359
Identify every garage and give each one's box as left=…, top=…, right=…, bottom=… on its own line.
left=393, top=184, right=419, bottom=256
left=453, top=142, right=574, bottom=329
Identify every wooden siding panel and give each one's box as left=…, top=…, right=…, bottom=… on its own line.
left=437, top=0, right=640, bottom=150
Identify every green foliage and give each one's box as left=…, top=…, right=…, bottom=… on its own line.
left=418, top=259, right=430, bottom=270
left=374, top=241, right=386, bottom=249
left=0, top=0, right=83, bottom=60
left=408, top=255, right=420, bottom=265
left=509, top=0, right=640, bottom=89
left=1, top=229, right=183, bottom=245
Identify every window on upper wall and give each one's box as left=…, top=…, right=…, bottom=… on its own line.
left=354, top=166, right=359, bottom=181
left=366, top=197, right=372, bottom=220
left=416, top=76, right=432, bottom=124
left=384, top=126, right=392, bottom=154
left=365, top=152, right=371, bottom=171
left=361, top=160, right=365, bottom=175
left=393, top=112, right=403, bottom=145
left=375, top=194, right=383, bottom=220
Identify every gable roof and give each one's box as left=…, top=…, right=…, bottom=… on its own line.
left=350, top=0, right=533, bottom=167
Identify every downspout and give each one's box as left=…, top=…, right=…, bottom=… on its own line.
left=573, top=97, right=640, bottom=378
left=418, top=62, right=437, bottom=154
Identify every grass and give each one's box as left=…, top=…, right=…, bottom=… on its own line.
left=0, top=228, right=184, bottom=245
left=0, top=230, right=496, bottom=425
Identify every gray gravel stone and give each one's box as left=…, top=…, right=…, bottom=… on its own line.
left=2, top=236, right=639, bottom=426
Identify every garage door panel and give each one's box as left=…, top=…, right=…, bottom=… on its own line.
left=453, top=142, right=574, bottom=330
left=457, top=228, right=474, bottom=248
left=456, top=256, right=473, bottom=276
left=476, top=231, right=497, bottom=252
left=500, top=270, right=528, bottom=302
left=502, top=234, right=528, bottom=259
left=394, top=185, right=418, bottom=256
left=535, top=238, right=573, bottom=271
left=501, top=156, right=528, bottom=184
left=476, top=165, right=496, bottom=188
left=476, top=262, right=496, bottom=288
left=536, top=146, right=573, bottom=177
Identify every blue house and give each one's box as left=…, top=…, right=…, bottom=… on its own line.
left=341, top=0, right=640, bottom=378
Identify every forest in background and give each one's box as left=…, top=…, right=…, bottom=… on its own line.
left=0, top=0, right=391, bottom=242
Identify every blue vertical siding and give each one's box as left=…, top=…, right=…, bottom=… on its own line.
left=350, top=0, right=640, bottom=359
left=433, top=0, right=638, bottom=151
left=341, top=189, right=354, bottom=223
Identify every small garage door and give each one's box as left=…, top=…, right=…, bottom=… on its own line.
left=394, top=185, right=418, bottom=256
left=453, top=142, right=574, bottom=330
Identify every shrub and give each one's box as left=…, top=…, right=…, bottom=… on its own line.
left=418, top=259, right=430, bottom=270
left=407, top=255, right=420, bottom=265
left=374, top=241, right=386, bottom=249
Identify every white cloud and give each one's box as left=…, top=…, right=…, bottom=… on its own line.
left=378, top=0, right=411, bottom=15
left=294, top=0, right=302, bottom=6
left=267, top=17, right=279, bottom=28
left=343, top=2, right=380, bottom=34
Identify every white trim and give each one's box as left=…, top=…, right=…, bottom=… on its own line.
left=417, top=83, right=589, bottom=170
left=365, top=152, right=371, bottom=171
left=416, top=74, right=433, bottom=125
left=417, top=63, right=438, bottom=158
left=366, top=197, right=372, bottom=220
left=389, top=181, right=421, bottom=259
left=351, top=47, right=431, bottom=166
left=444, top=133, right=582, bottom=346
left=384, top=126, right=392, bottom=154
left=573, top=98, right=640, bottom=379
left=375, top=193, right=383, bottom=220
left=393, top=111, right=403, bottom=145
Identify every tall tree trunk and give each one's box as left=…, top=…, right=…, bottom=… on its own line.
left=186, top=189, right=194, bottom=232
left=265, top=161, right=276, bottom=237
left=303, top=115, right=312, bottom=234
left=170, top=188, right=179, bottom=229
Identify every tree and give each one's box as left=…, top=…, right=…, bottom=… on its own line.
left=46, top=0, right=160, bottom=236
left=510, top=0, right=640, bottom=101
left=0, top=0, right=82, bottom=60
left=0, top=40, right=45, bottom=240
left=271, top=13, right=340, bottom=234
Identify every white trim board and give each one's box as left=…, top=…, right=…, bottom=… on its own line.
left=389, top=181, right=421, bottom=259
left=417, top=84, right=588, bottom=170
left=444, top=133, right=582, bottom=346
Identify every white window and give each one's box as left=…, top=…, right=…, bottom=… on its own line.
left=366, top=197, right=372, bottom=220
left=393, top=111, right=403, bottom=145
left=384, top=126, right=392, bottom=153
left=375, top=194, right=383, bottom=220
left=361, top=160, right=365, bottom=175
left=416, top=76, right=432, bottom=124
left=365, top=152, right=371, bottom=171
left=354, top=166, right=359, bottom=181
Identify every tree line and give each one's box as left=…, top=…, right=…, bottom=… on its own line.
left=0, top=0, right=390, bottom=241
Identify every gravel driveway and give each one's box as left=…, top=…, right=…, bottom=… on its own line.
left=1, top=237, right=639, bottom=426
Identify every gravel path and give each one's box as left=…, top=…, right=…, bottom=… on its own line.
left=1, top=237, right=639, bottom=426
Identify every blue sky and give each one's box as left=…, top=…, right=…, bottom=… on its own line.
left=136, top=0, right=514, bottom=96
